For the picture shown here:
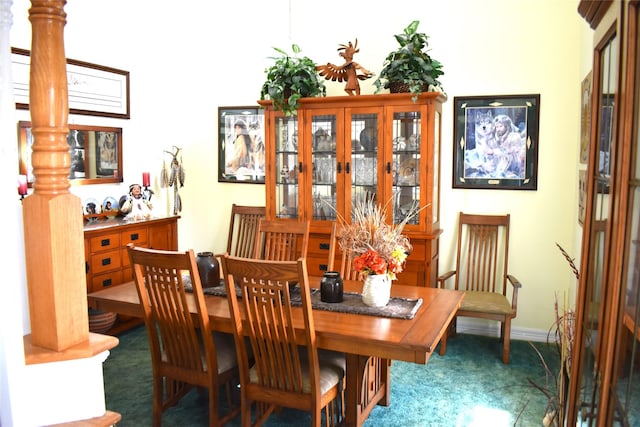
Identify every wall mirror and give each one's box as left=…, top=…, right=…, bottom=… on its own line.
left=18, top=121, right=123, bottom=186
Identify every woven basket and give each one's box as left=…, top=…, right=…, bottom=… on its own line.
left=89, top=310, right=117, bottom=333
left=388, top=81, right=428, bottom=93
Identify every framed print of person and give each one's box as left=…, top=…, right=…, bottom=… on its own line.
left=453, top=94, right=540, bottom=190
left=218, top=106, right=265, bottom=183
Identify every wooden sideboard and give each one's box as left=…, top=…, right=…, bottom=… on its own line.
left=84, top=215, right=179, bottom=333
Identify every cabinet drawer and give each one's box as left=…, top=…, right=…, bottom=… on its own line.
left=90, top=270, right=124, bottom=292
left=89, top=233, right=121, bottom=252
left=90, top=249, right=122, bottom=275
left=121, top=228, right=148, bottom=246
left=121, top=244, right=148, bottom=268
left=306, top=255, right=332, bottom=277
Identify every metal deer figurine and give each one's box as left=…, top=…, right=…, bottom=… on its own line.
left=160, top=146, right=185, bottom=215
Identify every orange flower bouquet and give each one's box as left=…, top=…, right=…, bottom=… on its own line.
left=337, top=196, right=422, bottom=280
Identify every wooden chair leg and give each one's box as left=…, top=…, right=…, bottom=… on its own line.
left=502, top=319, right=511, bottom=364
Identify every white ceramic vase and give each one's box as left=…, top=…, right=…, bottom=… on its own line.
left=362, top=274, right=391, bottom=307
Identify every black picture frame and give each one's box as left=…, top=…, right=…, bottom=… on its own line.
left=453, top=94, right=540, bottom=190
left=218, top=106, right=265, bottom=184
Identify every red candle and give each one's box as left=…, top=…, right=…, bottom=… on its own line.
left=18, top=175, right=28, bottom=196
left=142, top=172, right=150, bottom=187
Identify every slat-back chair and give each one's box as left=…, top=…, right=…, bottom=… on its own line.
left=327, top=222, right=361, bottom=281
left=226, top=204, right=265, bottom=258
left=127, top=244, right=240, bottom=426
left=437, top=212, right=522, bottom=364
left=253, top=218, right=310, bottom=261
left=220, top=254, right=345, bottom=427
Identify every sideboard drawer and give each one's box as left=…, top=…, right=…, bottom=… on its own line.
left=90, top=270, right=124, bottom=293
left=90, top=249, right=122, bottom=275
left=121, top=228, right=148, bottom=246
left=89, top=233, right=121, bottom=252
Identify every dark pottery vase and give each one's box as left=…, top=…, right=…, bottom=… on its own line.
left=320, top=271, right=343, bottom=303
left=196, top=251, right=220, bottom=288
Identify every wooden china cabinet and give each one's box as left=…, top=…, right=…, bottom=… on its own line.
left=569, top=1, right=640, bottom=425
left=259, top=92, right=445, bottom=287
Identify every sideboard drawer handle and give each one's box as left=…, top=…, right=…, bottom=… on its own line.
left=319, top=264, right=328, bottom=271
left=100, top=238, right=110, bottom=247
left=102, top=279, right=112, bottom=287
left=101, top=258, right=112, bottom=266
left=130, top=233, right=139, bottom=241
left=319, top=243, right=330, bottom=250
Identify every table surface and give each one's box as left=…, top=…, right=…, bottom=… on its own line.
left=88, top=277, right=463, bottom=365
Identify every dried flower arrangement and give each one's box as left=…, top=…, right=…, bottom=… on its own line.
left=523, top=243, right=579, bottom=427
left=334, top=195, right=424, bottom=280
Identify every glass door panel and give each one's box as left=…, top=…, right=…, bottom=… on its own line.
left=311, top=114, right=337, bottom=221
left=350, top=113, right=378, bottom=214
left=392, top=111, right=421, bottom=225
left=614, top=8, right=640, bottom=425
left=275, top=116, right=299, bottom=219
left=433, top=110, right=440, bottom=225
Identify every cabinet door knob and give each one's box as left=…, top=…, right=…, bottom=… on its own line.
left=386, top=162, right=391, bottom=173
left=337, top=162, right=342, bottom=174
left=345, top=162, right=350, bottom=174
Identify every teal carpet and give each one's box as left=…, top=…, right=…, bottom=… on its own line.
left=104, top=326, right=559, bottom=426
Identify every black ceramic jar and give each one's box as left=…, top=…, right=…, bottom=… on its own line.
left=196, top=251, right=220, bottom=288
left=320, top=271, right=343, bottom=303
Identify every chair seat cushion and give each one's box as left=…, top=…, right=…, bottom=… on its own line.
left=460, top=291, right=513, bottom=315
left=249, top=348, right=345, bottom=395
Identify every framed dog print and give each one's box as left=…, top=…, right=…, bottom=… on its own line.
left=218, top=106, right=265, bottom=184
left=452, top=94, right=540, bottom=190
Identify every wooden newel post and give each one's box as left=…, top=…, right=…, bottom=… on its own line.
left=23, top=0, right=89, bottom=351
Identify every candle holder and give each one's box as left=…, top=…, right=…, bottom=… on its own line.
left=143, top=185, right=153, bottom=201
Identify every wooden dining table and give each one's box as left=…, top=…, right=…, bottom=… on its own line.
left=88, top=277, right=463, bottom=427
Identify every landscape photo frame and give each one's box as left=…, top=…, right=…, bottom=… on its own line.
left=453, top=94, right=540, bottom=190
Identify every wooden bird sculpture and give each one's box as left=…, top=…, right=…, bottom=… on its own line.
left=316, top=39, right=373, bottom=96
left=160, top=146, right=185, bottom=215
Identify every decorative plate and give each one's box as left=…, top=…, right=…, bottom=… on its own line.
left=103, top=196, right=119, bottom=213
left=83, top=198, right=101, bottom=215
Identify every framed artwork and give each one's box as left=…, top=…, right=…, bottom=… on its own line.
left=218, top=106, right=265, bottom=184
left=578, top=169, right=587, bottom=225
left=580, top=71, right=592, bottom=164
left=453, top=94, right=540, bottom=190
left=18, top=121, right=123, bottom=186
left=11, top=47, right=130, bottom=119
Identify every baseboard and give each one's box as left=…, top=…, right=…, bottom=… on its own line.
left=455, top=318, right=554, bottom=343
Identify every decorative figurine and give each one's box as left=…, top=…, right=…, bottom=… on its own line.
left=316, top=39, right=373, bottom=96
left=160, top=145, right=185, bottom=215
left=120, top=183, right=153, bottom=220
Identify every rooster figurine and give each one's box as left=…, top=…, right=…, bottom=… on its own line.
left=316, top=39, right=373, bottom=96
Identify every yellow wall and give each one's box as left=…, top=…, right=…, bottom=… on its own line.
left=9, top=0, right=591, bottom=333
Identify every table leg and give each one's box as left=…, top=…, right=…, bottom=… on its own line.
left=344, top=355, right=391, bottom=427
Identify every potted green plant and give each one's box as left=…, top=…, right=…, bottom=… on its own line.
left=373, top=20, right=444, bottom=99
left=260, top=44, right=326, bottom=116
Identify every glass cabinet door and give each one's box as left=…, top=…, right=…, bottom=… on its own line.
left=391, top=110, right=422, bottom=225
left=275, top=116, right=300, bottom=219
left=350, top=112, right=379, bottom=214
left=310, top=113, right=338, bottom=221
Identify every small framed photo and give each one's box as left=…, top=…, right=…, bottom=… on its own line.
left=453, top=94, right=540, bottom=190
left=218, top=106, right=265, bottom=184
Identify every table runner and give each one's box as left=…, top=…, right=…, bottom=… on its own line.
left=183, top=276, right=422, bottom=320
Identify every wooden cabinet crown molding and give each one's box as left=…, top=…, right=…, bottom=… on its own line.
left=578, top=0, right=613, bottom=28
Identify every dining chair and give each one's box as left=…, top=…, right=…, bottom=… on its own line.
left=226, top=204, right=266, bottom=258
left=327, top=222, right=361, bottom=281
left=127, top=244, right=240, bottom=427
left=253, top=218, right=310, bottom=261
left=437, top=212, right=522, bottom=364
left=219, top=254, right=345, bottom=427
